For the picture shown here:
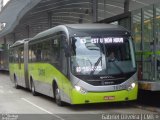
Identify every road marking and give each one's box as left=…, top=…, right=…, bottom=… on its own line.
left=21, top=98, right=52, bottom=114
left=21, top=98, right=65, bottom=120
left=0, top=90, right=4, bottom=94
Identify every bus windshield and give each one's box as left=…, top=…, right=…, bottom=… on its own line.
left=70, top=36, right=136, bottom=76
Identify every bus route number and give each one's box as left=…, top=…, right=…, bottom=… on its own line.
left=113, top=85, right=127, bottom=90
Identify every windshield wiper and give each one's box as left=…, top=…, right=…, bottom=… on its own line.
left=90, top=56, right=102, bottom=75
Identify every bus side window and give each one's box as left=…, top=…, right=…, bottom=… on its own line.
left=61, top=35, right=68, bottom=76
left=42, top=40, right=50, bottom=62
left=30, top=45, right=36, bottom=62
left=28, top=46, right=32, bottom=62
left=18, top=47, right=23, bottom=69
left=50, top=36, right=60, bottom=69
left=15, top=49, right=19, bottom=63
left=36, top=43, right=42, bottom=62
left=9, top=49, right=14, bottom=63
left=20, top=47, right=24, bottom=63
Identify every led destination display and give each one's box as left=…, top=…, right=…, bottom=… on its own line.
left=80, top=37, right=124, bottom=44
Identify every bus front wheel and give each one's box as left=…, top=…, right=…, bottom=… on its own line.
left=54, top=84, right=64, bottom=106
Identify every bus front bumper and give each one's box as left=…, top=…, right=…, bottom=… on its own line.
left=71, top=85, right=138, bottom=104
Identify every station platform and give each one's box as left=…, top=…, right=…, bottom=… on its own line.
left=138, top=81, right=160, bottom=91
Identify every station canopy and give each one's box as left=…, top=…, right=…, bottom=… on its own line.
left=0, top=0, right=41, bottom=37
left=0, top=0, right=159, bottom=38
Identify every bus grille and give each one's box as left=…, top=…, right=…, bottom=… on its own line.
left=86, top=78, right=126, bottom=86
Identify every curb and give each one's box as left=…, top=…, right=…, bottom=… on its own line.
left=133, top=104, right=160, bottom=113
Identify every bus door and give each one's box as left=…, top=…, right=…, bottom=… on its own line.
left=60, top=35, right=70, bottom=100
left=142, top=6, right=155, bottom=81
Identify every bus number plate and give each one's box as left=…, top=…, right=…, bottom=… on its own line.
left=104, top=96, right=115, bottom=100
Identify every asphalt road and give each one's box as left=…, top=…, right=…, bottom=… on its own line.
left=0, top=72, right=159, bottom=120
left=138, top=90, right=160, bottom=107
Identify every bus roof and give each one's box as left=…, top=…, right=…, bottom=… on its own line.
left=31, top=23, right=130, bottom=42
left=10, top=38, right=30, bottom=48
left=65, top=24, right=126, bottom=30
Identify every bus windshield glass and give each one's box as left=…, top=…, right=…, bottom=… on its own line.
left=70, top=36, right=136, bottom=76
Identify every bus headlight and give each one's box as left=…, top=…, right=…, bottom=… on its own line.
left=75, top=85, right=87, bottom=94
left=131, top=83, right=136, bottom=88
left=128, top=83, right=136, bottom=91
left=75, top=86, right=81, bottom=91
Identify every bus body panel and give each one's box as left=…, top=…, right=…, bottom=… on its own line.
left=28, top=63, right=73, bottom=101
left=9, top=64, right=26, bottom=87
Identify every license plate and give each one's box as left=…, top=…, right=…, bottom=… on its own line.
left=104, top=96, right=115, bottom=100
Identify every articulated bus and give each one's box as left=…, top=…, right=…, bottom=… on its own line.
left=9, top=24, right=138, bottom=105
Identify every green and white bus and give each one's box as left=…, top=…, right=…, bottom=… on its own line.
left=9, top=24, right=138, bottom=105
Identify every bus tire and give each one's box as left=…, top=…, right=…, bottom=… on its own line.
left=31, top=80, right=37, bottom=96
left=14, top=75, right=19, bottom=89
left=54, top=83, right=64, bottom=106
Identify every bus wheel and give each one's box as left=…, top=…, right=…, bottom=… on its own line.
left=54, top=84, right=63, bottom=106
left=31, top=80, right=37, bottom=96
left=14, top=76, right=19, bottom=89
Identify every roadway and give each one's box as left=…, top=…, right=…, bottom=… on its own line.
left=0, top=72, right=159, bottom=120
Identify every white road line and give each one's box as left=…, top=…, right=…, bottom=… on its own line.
left=21, top=98, right=65, bottom=120
left=0, top=90, right=4, bottom=94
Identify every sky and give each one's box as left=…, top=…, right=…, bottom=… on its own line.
left=3, top=0, right=10, bottom=6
